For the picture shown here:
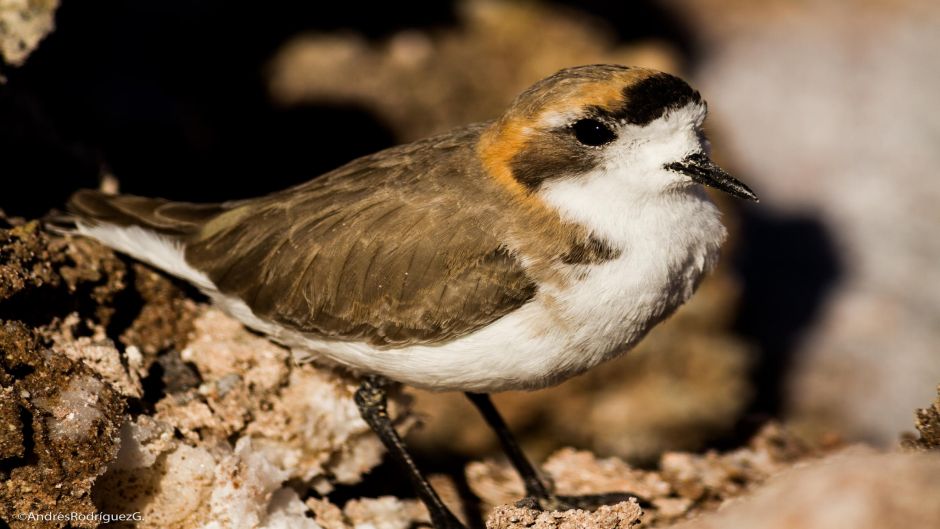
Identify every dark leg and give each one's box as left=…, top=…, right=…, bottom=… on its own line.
left=464, top=392, right=551, bottom=499
left=465, top=392, right=647, bottom=511
left=355, top=376, right=465, bottom=529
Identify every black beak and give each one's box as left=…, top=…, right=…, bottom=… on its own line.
left=665, top=152, right=759, bottom=202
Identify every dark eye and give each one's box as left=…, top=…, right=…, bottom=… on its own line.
left=572, top=119, right=616, bottom=146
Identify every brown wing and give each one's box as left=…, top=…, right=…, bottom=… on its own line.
left=184, top=126, right=537, bottom=347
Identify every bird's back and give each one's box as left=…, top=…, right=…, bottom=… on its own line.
left=67, top=123, right=540, bottom=349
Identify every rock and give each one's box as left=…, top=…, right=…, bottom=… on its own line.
left=902, top=385, right=940, bottom=451
left=486, top=501, right=643, bottom=529
left=45, top=313, right=143, bottom=398
left=468, top=422, right=815, bottom=525
left=0, top=0, right=59, bottom=69
left=0, top=320, right=124, bottom=529
left=343, top=496, right=430, bottom=529
left=667, top=452, right=940, bottom=529
left=91, top=306, right=412, bottom=528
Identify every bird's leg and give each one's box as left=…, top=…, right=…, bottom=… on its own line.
left=464, top=392, right=552, bottom=499
left=465, top=392, right=646, bottom=512
left=355, top=375, right=466, bottom=529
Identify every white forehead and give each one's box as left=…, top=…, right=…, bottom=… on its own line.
left=537, top=100, right=707, bottom=132
left=636, top=101, right=708, bottom=134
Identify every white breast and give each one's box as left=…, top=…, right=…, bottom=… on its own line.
left=528, top=182, right=727, bottom=384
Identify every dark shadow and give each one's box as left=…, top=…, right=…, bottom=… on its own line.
left=100, top=102, right=397, bottom=203
left=0, top=407, right=36, bottom=478
left=723, top=204, right=843, bottom=440
left=0, top=0, right=458, bottom=217
left=0, top=84, right=101, bottom=219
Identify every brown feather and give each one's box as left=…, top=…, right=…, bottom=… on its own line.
left=68, top=189, right=225, bottom=235
left=182, top=124, right=541, bottom=347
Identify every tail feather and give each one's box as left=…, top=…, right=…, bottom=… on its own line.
left=64, top=189, right=224, bottom=289
left=67, top=189, right=225, bottom=236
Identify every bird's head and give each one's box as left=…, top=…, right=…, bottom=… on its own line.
left=479, top=64, right=758, bottom=204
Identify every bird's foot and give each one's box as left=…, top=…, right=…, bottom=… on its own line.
left=515, top=492, right=648, bottom=512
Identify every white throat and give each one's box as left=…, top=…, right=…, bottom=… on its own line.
left=527, top=162, right=727, bottom=382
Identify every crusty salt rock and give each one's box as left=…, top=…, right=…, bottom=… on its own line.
left=151, top=307, right=406, bottom=492
left=180, top=308, right=289, bottom=392
left=343, top=496, right=430, bottom=529
left=0, top=386, right=23, bottom=460
left=47, top=313, right=143, bottom=398
left=1, top=320, right=124, bottom=528
left=33, top=374, right=108, bottom=442
left=153, top=394, right=221, bottom=442
left=466, top=456, right=526, bottom=509
left=0, top=0, right=59, bottom=68
left=118, top=263, right=199, bottom=359
left=305, top=498, right=347, bottom=529
left=468, top=422, right=815, bottom=524
left=95, top=443, right=216, bottom=528
left=96, top=436, right=327, bottom=529
left=195, top=437, right=292, bottom=529
left=543, top=448, right=672, bottom=499
left=261, top=488, right=322, bottom=529
left=902, top=385, right=940, bottom=451
left=88, top=304, right=415, bottom=527
left=468, top=447, right=668, bottom=511
left=246, top=364, right=390, bottom=492
left=660, top=422, right=812, bottom=503
left=108, top=416, right=175, bottom=471
left=303, top=496, right=428, bottom=529
left=485, top=500, right=642, bottom=529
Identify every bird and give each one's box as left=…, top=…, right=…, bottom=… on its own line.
left=65, top=64, right=757, bottom=528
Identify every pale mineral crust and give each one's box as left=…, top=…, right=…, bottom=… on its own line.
left=0, top=0, right=59, bottom=68
left=486, top=501, right=643, bottom=529
left=89, top=305, right=410, bottom=529
left=307, top=496, right=430, bottom=529
left=469, top=422, right=814, bottom=525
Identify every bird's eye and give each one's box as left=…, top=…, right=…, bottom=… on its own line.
left=572, top=119, right=616, bottom=146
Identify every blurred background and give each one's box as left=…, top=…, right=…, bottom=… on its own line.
left=1, top=0, right=938, bottom=479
